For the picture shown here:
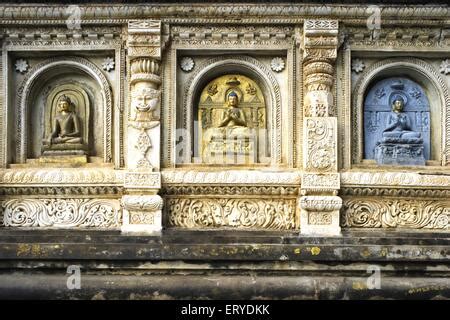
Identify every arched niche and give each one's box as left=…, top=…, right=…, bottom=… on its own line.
left=15, top=56, right=113, bottom=164
left=353, top=58, right=450, bottom=166
left=197, top=74, right=267, bottom=164
left=181, top=55, right=282, bottom=165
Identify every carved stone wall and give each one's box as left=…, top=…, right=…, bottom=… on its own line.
left=0, top=4, right=448, bottom=235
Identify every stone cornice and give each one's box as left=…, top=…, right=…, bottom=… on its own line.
left=0, top=4, right=448, bottom=27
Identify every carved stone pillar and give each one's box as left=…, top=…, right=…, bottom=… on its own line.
left=121, top=20, right=163, bottom=235
left=300, top=20, right=341, bottom=236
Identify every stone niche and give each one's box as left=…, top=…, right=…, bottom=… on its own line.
left=364, top=77, right=430, bottom=165
left=9, top=55, right=114, bottom=166
left=350, top=57, right=449, bottom=167
left=172, top=54, right=289, bottom=167
left=197, top=74, right=268, bottom=165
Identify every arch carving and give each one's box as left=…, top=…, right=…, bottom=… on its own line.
left=16, top=56, right=113, bottom=163
left=352, top=57, right=450, bottom=165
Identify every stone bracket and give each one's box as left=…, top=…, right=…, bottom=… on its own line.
left=121, top=194, right=163, bottom=235
left=299, top=195, right=342, bottom=236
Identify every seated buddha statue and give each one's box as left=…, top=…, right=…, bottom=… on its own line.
left=42, top=95, right=87, bottom=156
left=382, top=97, right=421, bottom=142
left=218, top=91, right=247, bottom=128
left=202, top=91, right=255, bottom=163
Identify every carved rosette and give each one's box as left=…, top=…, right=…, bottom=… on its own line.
left=123, top=20, right=163, bottom=235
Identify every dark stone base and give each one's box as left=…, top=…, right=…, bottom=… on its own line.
left=0, top=229, right=448, bottom=299
left=374, top=143, right=426, bottom=165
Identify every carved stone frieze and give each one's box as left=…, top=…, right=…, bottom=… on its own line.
left=0, top=5, right=449, bottom=26
left=171, top=25, right=294, bottom=47
left=342, top=198, right=450, bottom=230
left=1, top=198, right=121, bottom=228
left=343, top=26, right=448, bottom=49
left=0, top=186, right=123, bottom=197
left=341, top=187, right=450, bottom=199
left=300, top=195, right=342, bottom=211
left=124, top=172, right=161, bottom=189
left=341, top=171, right=450, bottom=188
left=161, top=170, right=301, bottom=185
left=162, top=185, right=298, bottom=196
left=167, top=198, right=297, bottom=230
left=0, top=168, right=123, bottom=185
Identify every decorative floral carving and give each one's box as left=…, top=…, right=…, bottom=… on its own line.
left=15, top=59, right=29, bottom=73
left=270, top=57, right=285, bottom=72
left=342, top=198, right=450, bottom=229
left=161, top=170, right=301, bottom=185
left=124, top=172, right=161, bottom=188
left=304, top=118, right=337, bottom=172
left=122, top=195, right=163, bottom=211
left=300, top=196, right=342, bottom=211
left=1, top=199, right=121, bottom=228
left=180, top=57, right=195, bottom=72
left=167, top=198, right=297, bottom=230
left=102, top=57, right=115, bottom=72
left=162, top=186, right=298, bottom=196
left=0, top=168, right=123, bottom=185
left=308, top=212, right=332, bottom=225
left=135, top=130, right=153, bottom=169
left=439, top=59, right=450, bottom=75
left=351, top=59, right=365, bottom=73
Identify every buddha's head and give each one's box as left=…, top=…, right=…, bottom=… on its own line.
left=392, top=97, right=405, bottom=113
left=227, top=91, right=239, bottom=108
left=58, top=95, right=72, bottom=113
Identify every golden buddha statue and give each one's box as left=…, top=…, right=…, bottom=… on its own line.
left=202, top=91, right=255, bottom=164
